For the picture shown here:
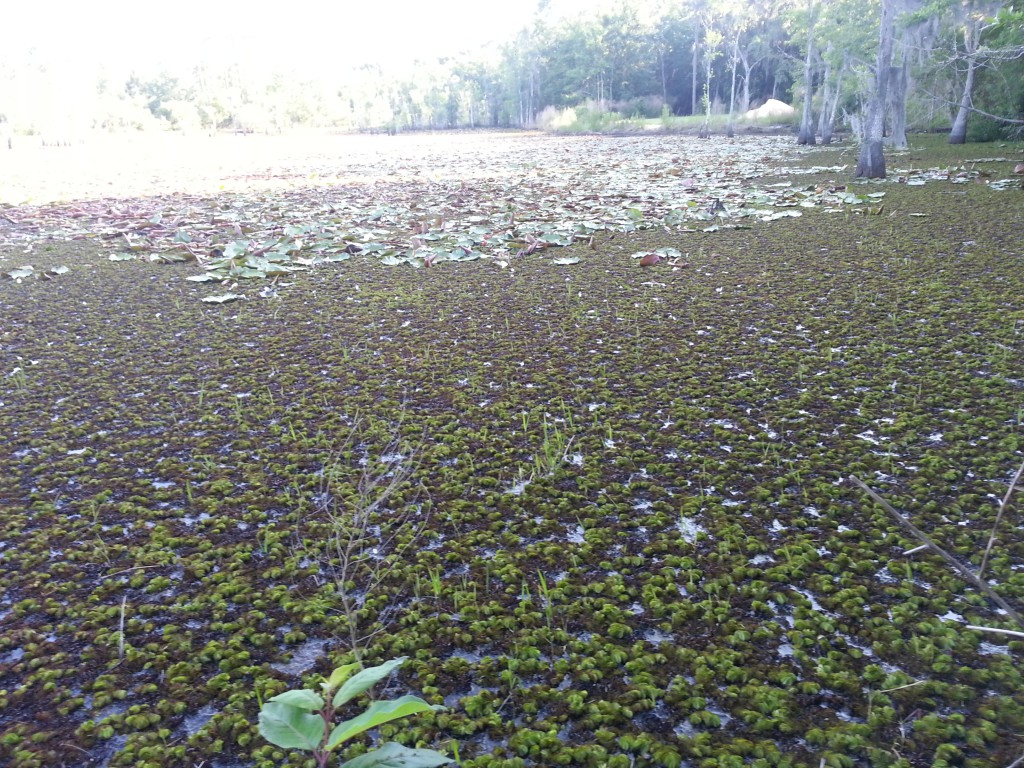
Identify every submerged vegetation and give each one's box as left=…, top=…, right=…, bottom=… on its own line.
left=0, top=133, right=1023, bottom=767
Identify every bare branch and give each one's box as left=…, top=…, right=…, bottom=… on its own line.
left=286, top=415, right=429, bottom=661
left=918, top=87, right=1024, bottom=125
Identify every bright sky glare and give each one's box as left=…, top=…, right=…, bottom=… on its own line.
left=7, top=0, right=614, bottom=76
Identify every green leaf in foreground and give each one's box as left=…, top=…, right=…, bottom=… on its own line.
left=257, top=700, right=325, bottom=751
left=552, top=256, right=580, bottom=265
left=257, top=656, right=448, bottom=765
left=201, top=293, right=245, bottom=304
left=327, top=696, right=441, bottom=751
left=269, top=689, right=325, bottom=710
left=340, top=741, right=452, bottom=768
left=333, top=657, right=406, bottom=708
left=323, top=662, right=362, bottom=693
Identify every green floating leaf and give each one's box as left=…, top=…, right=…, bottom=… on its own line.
left=333, top=657, right=407, bottom=708
left=233, top=267, right=268, bottom=279
left=149, top=252, right=190, bottom=263
left=552, top=257, right=580, bottom=265
left=340, top=741, right=452, bottom=768
left=258, top=700, right=324, bottom=751
left=108, top=253, right=137, bottom=262
left=327, top=696, right=442, bottom=751
left=48, top=265, right=69, bottom=275
left=222, top=241, right=249, bottom=259
left=264, top=265, right=300, bottom=277
left=201, top=293, right=245, bottom=304
left=760, top=210, right=802, bottom=222
left=6, top=266, right=34, bottom=280
left=185, top=274, right=221, bottom=283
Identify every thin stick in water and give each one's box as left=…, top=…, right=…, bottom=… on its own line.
left=965, top=624, right=1024, bottom=640
left=978, top=457, right=1024, bottom=579
left=118, top=596, right=127, bottom=660
left=848, top=475, right=1024, bottom=629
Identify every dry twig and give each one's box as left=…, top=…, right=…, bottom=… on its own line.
left=965, top=624, right=1024, bottom=640
left=978, top=457, right=1024, bottom=579
left=849, top=475, right=1024, bottom=629
left=312, top=424, right=426, bottom=661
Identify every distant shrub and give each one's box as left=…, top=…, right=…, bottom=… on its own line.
left=967, top=116, right=1006, bottom=143
left=558, top=105, right=645, bottom=133
left=623, top=95, right=664, bottom=119
left=536, top=105, right=577, bottom=131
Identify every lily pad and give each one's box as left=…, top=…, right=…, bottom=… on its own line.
left=201, top=292, right=246, bottom=304
left=5, top=266, right=35, bottom=280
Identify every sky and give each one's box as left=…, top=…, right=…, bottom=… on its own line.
left=6, top=0, right=614, bottom=77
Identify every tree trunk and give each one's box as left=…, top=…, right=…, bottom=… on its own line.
left=691, top=37, right=699, bottom=116
left=738, top=47, right=752, bottom=116
left=887, top=61, right=909, bottom=148
left=886, top=32, right=911, bottom=149
left=528, top=68, right=535, bottom=127
left=698, top=41, right=714, bottom=140
left=660, top=47, right=668, bottom=105
left=856, top=0, right=896, bottom=178
left=797, top=1, right=817, bottom=146
left=699, top=81, right=711, bottom=138
left=817, top=51, right=832, bottom=143
left=726, top=38, right=739, bottom=137
left=948, top=57, right=977, bottom=143
left=821, top=63, right=845, bottom=144
left=949, top=22, right=982, bottom=144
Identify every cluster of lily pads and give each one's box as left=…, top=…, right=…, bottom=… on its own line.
left=2, top=136, right=896, bottom=299
left=0, top=135, right=1022, bottom=768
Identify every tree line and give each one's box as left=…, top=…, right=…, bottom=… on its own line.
left=1, top=0, right=1022, bottom=168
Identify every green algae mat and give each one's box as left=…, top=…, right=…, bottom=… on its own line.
left=1, top=134, right=1023, bottom=767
